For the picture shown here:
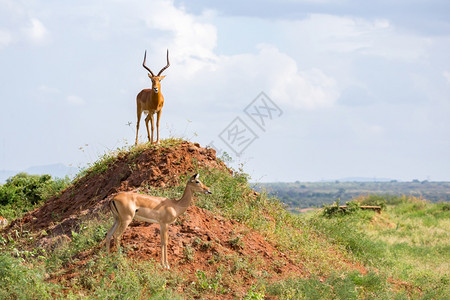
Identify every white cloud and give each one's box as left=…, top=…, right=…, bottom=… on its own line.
left=132, top=2, right=338, bottom=110
left=258, top=45, right=339, bottom=109
left=137, top=1, right=218, bottom=74
left=282, top=14, right=430, bottom=61
left=166, top=43, right=339, bottom=110
left=24, top=18, right=49, bottom=44
left=8, top=1, right=338, bottom=112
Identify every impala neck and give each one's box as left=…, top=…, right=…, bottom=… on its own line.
left=177, top=184, right=194, bottom=210
left=151, top=89, right=163, bottom=97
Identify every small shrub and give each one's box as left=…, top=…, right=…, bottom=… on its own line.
left=323, top=199, right=361, bottom=217
left=194, top=270, right=224, bottom=293
left=229, top=235, right=244, bottom=250
left=440, top=202, right=450, bottom=211
left=244, top=286, right=265, bottom=300
left=183, top=245, right=196, bottom=262
left=354, top=194, right=387, bottom=209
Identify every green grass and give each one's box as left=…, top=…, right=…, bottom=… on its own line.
left=1, top=212, right=184, bottom=299
left=305, top=198, right=450, bottom=299
left=268, top=271, right=396, bottom=300
left=70, top=254, right=181, bottom=299
left=371, top=201, right=450, bottom=298
left=0, top=252, right=59, bottom=299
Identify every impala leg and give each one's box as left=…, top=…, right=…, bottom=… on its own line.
left=160, top=223, right=170, bottom=269
left=106, top=217, right=119, bottom=252
left=135, top=105, right=142, bottom=146
left=112, top=218, right=133, bottom=251
left=144, top=114, right=153, bottom=144
left=156, top=110, right=162, bottom=144
left=150, top=114, right=155, bottom=144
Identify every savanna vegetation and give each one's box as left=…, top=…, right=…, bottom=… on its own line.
left=0, top=140, right=448, bottom=299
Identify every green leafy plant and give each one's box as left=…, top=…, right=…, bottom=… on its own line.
left=0, top=173, right=70, bottom=219
left=322, top=199, right=361, bottom=217
left=228, top=235, right=244, bottom=250
left=244, top=286, right=265, bottom=300
left=183, top=245, right=196, bottom=262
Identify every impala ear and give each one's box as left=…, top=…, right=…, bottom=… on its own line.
left=159, top=75, right=166, bottom=80
left=193, top=173, right=199, bottom=180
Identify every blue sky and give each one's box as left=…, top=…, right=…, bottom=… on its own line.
left=0, top=0, right=449, bottom=182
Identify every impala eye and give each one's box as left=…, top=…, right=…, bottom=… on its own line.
left=195, top=180, right=200, bottom=184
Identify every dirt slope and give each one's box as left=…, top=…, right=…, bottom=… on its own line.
left=5, top=141, right=225, bottom=238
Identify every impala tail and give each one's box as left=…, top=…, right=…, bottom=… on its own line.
left=110, top=199, right=120, bottom=217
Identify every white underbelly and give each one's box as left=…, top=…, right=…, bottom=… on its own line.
left=134, top=215, right=159, bottom=224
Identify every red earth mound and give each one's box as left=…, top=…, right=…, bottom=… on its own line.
left=4, top=141, right=226, bottom=238
left=50, top=205, right=309, bottom=298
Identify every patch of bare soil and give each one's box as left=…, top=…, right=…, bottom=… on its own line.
left=123, top=205, right=306, bottom=274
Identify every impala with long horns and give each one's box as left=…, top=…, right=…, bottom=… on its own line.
left=105, top=174, right=212, bottom=269
left=135, top=49, right=170, bottom=145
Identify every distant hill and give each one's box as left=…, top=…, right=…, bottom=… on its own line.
left=332, top=177, right=394, bottom=182
left=0, top=170, right=17, bottom=183
left=0, top=163, right=77, bottom=183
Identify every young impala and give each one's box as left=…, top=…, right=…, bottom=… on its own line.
left=105, top=174, right=212, bottom=269
left=135, top=49, right=170, bottom=145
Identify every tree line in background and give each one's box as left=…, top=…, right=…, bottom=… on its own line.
left=256, top=181, right=450, bottom=212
